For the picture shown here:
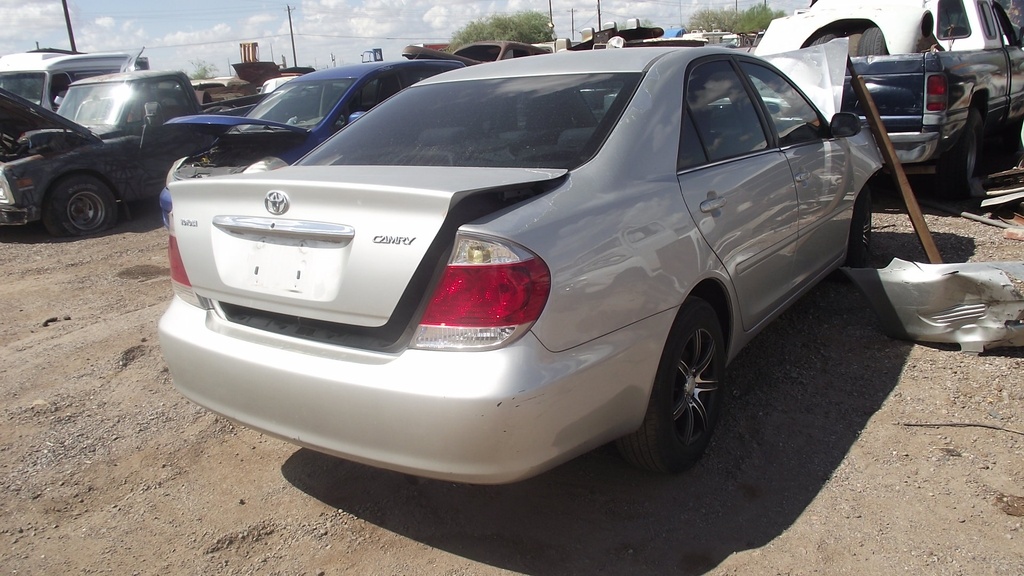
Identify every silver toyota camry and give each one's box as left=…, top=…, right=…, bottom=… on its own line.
left=159, top=46, right=882, bottom=484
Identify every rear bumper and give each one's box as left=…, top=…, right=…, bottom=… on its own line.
left=887, top=131, right=940, bottom=164
left=158, top=297, right=670, bottom=484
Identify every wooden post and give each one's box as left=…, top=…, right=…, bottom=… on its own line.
left=847, top=58, right=943, bottom=264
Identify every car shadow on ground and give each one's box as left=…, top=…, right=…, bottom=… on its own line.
left=279, top=272, right=917, bottom=575
left=0, top=199, right=165, bottom=244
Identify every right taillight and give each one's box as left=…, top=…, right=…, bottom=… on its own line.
left=926, top=74, right=947, bottom=112
left=413, top=233, right=551, bottom=351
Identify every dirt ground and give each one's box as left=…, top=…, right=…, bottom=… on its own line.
left=1, top=167, right=1023, bottom=575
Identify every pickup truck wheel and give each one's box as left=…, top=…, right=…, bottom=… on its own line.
left=616, top=297, right=725, bottom=473
left=844, top=186, right=872, bottom=268
left=43, top=175, right=118, bottom=237
left=936, top=108, right=983, bottom=199
left=857, top=27, right=888, bottom=56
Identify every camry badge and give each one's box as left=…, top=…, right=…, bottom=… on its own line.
left=265, top=190, right=289, bottom=215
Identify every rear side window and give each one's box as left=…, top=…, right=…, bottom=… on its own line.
left=685, top=60, right=767, bottom=162
left=938, top=0, right=973, bottom=38
left=301, top=73, right=642, bottom=170
left=979, top=1, right=998, bottom=38
left=677, top=111, right=708, bottom=171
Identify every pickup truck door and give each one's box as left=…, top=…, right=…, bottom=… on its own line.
left=992, top=1, right=1024, bottom=121
left=677, top=58, right=801, bottom=332
left=739, top=62, right=851, bottom=282
left=135, top=78, right=214, bottom=196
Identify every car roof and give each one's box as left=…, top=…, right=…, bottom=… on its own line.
left=414, top=46, right=736, bottom=83
left=286, top=59, right=463, bottom=83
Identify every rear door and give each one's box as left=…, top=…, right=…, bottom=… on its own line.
left=677, top=57, right=801, bottom=332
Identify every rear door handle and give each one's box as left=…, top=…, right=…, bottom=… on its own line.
left=700, top=197, right=727, bottom=213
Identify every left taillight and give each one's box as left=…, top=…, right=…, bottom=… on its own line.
left=412, top=233, right=551, bottom=351
left=167, top=217, right=208, bottom=309
left=926, top=74, right=947, bottom=112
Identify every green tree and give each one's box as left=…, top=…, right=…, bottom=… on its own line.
left=736, top=5, right=786, bottom=33
left=687, top=8, right=741, bottom=32
left=188, top=59, right=218, bottom=80
left=449, top=11, right=554, bottom=50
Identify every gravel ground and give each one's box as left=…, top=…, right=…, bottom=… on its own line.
left=0, top=159, right=1022, bottom=575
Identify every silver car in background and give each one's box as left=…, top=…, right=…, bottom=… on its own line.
left=159, top=47, right=882, bottom=484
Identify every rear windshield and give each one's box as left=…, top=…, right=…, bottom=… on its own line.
left=300, top=73, right=642, bottom=170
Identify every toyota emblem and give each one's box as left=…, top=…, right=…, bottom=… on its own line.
left=264, top=190, right=289, bottom=215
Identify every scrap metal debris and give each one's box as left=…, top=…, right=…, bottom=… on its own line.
left=844, top=259, right=1024, bottom=353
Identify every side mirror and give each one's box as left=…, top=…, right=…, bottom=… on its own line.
left=348, top=110, right=367, bottom=124
left=144, top=101, right=164, bottom=126
left=830, top=112, right=862, bottom=137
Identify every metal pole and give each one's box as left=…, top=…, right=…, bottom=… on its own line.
left=548, top=0, right=554, bottom=37
left=597, top=0, right=602, bottom=27
left=62, top=0, right=77, bottom=52
left=287, top=5, right=297, bottom=68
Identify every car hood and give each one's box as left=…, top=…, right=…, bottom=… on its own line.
left=166, top=113, right=309, bottom=135
left=0, top=87, right=98, bottom=144
left=168, top=165, right=566, bottom=329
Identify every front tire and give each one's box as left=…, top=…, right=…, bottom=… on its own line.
left=844, top=185, right=872, bottom=268
left=43, top=175, right=117, bottom=237
left=935, top=108, right=982, bottom=199
left=617, top=297, right=726, bottom=473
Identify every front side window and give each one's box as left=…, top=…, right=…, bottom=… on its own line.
left=301, top=73, right=642, bottom=170
left=57, top=83, right=134, bottom=128
left=740, top=62, right=825, bottom=147
left=685, top=60, right=767, bottom=162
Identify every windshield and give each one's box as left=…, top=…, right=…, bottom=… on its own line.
left=242, top=78, right=356, bottom=130
left=57, top=83, right=134, bottom=129
left=0, top=72, right=46, bottom=106
left=300, top=73, right=641, bottom=170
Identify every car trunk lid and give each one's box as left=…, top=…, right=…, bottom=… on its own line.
left=169, top=165, right=565, bottom=329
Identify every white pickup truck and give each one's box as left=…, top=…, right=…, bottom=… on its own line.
left=757, top=0, right=1024, bottom=198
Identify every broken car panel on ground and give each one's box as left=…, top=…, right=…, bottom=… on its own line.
left=845, top=259, right=1024, bottom=353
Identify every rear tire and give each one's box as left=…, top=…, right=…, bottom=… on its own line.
left=857, top=27, right=888, bottom=56
left=809, top=33, right=837, bottom=46
left=935, top=108, right=982, bottom=199
left=42, top=175, right=117, bottom=237
left=617, top=297, right=726, bottom=473
left=844, top=185, right=872, bottom=268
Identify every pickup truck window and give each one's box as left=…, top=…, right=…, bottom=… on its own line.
left=979, top=1, right=999, bottom=38
left=938, top=0, right=973, bottom=39
left=0, top=72, right=45, bottom=106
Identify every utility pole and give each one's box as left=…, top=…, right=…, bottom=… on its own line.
left=548, top=0, right=554, bottom=38
left=287, top=5, right=297, bottom=68
left=597, top=0, right=602, bottom=28
left=61, top=0, right=77, bottom=52
left=570, top=8, right=575, bottom=40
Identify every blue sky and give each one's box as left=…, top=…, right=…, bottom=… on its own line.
left=4, top=0, right=810, bottom=75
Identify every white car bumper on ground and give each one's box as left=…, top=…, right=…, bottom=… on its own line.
left=158, top=297, right=672, bottom=483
